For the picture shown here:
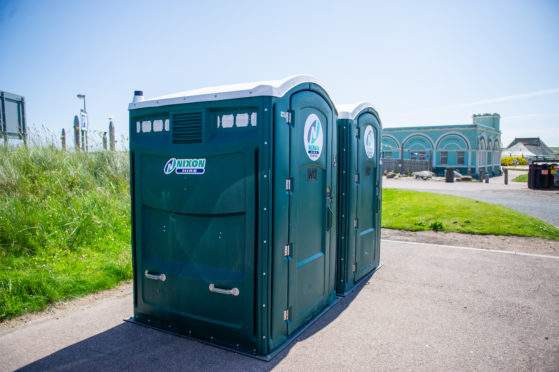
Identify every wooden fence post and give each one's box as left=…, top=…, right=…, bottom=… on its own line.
left=73, top=115, right=81, bottom=151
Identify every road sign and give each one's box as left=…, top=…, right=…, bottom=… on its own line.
left=80, top=111, right=88, bottom=130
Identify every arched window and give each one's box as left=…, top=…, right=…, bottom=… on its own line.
left=381, top=135, right=400, bottom=159
left=401, top=134, right=434, bottom=161
left=436, top=133, right=469, bottom=166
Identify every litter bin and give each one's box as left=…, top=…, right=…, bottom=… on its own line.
left=528, top=165, right=535, bottom=189
left=335, top=103, right=382, bottom=295
left=541, top=164, right=550, bottom=188
left=528, top=161, right=559, bottom=189
left=128, top=76, right=338, bottom=359
left=445, top=168, right=454, bottom=183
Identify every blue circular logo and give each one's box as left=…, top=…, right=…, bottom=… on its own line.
left=304, top=114, right=323, bottom=161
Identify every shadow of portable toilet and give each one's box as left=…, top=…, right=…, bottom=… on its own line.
left=127, top=76, right=338, bottom=359
left=336, top=103, right=383, bottom=296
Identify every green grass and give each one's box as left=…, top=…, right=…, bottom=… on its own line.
left=382, top=188, right=559, bottom=239
left=0, top=146, right=131, bottom=321
left=512, top=174, right=528, bottom=182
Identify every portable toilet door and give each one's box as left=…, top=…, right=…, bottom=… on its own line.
left=336, top=103, right=382, bottom=295
left=128, top=76, right=338, bottom=358
left=271, top=82, right=338, bottom=343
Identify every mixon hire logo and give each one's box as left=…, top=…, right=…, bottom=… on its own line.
left=163, top=158, right=206, bottom=175
left=303, top=113, right=323, bottom=161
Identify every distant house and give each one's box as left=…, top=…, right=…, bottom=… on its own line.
left=382, top=113, right=502, bottom=178
left=502, top=138, right=554, bottom=160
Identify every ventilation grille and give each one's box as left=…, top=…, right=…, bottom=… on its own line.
left=172, top=113, right=203, bottom=144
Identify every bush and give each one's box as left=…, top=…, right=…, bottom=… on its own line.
left=501, top=157, right=528, bottom=166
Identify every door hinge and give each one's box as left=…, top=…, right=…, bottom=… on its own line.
left=354, top=173, right=360, bottom=184
left=352, top=264, right=356, bottom=272
left=280, top=111, right=292, bottom=124
left=354, top=218, right=358, bottom=229
left=285, top=177, right=293, bottom=192
left=283, top=309, right=290, bottom=321
left=355, top=127, right=360, bottom=138
left=284, top=243, right=292, bottom=258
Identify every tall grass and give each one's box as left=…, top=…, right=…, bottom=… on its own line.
left=0, top=146, right=131, bottom=321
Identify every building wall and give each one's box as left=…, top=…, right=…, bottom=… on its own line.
left=382, top=114, right=502, bottom=178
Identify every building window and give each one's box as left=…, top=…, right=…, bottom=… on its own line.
left=383, top=151, right=392, bottom=159
left=410, top=151, right=426, bottom=160
left=440, top=151, right=448, bottom=164
left=457, top=151, right=465, bottom=165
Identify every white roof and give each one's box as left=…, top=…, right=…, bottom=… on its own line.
left=129, top=75, right=323, bottom=110
left=337, top=102, right=379, bottom=120
left=503, top=142, right=536, bottom=157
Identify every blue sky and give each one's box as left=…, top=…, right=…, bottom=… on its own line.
left=1, top=0, right=558, bottom=149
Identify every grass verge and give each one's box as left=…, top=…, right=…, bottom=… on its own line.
left=382, top=188, right=559, bottom=239
left=512, top=174, right=528, bottom=182
left=0, top=146, right=131, bottom=322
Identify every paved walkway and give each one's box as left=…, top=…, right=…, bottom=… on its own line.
left=2, top=240, right=558, bottom=371
left=383, top=172, right=559, bottom=227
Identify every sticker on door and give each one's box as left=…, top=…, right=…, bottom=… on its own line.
left=364, top=125, right=375, bottom=159
left=304, top=114, right=323, bottom=161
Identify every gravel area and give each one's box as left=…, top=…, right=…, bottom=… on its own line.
left=382, top=229, right=559, bottom=256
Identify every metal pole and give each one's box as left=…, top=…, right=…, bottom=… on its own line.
left=83, top=97, right=88, bottom=152
left=504, top=168, right=508, bottom=185
left=81, top=125, right=85, bottom=152
left=1, top=92, right=7, bottom=147
left=61, top=128, right=66, bottom=150
left=20, top=97, right=27, bottom=146
left=77, top=94, right=88, bottom=151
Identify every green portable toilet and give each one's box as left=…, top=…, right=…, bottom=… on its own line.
left=128, top=76, right=338, bottom=359
left=336, top=103, right=382, bottom=295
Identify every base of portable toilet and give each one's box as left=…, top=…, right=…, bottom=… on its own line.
left=125, top=293, right=339, bottom=360
left=128, top=76, right=339, bottom=359
left=335, top=103, right=383, bottom=296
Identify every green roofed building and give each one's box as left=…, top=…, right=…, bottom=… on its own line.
left=382, top=113, right=502, bottom=178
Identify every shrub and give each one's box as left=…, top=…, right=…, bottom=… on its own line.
left=501, top=157, right=528, bottom=166
left=429, top=221, right=444, bottom=231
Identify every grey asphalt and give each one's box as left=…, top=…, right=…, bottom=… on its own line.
left=384, top=173, right=559, bottom=227
left=2, top=240, right=558, bottom=371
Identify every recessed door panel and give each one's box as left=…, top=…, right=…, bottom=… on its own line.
left=135, top=148, right=255, bottom=342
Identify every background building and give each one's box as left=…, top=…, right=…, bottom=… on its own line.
left=502, top=137, right=555, bottom=160
left=382, top=113, right=502, bottom=178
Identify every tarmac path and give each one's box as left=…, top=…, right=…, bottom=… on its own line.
left=2, top=240, right=558, bottom=371
left=383, top=173, right=559, bottom=227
